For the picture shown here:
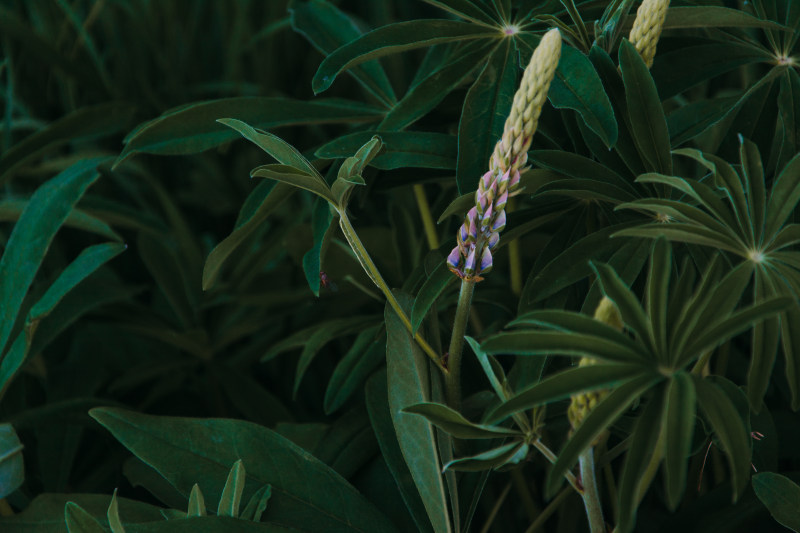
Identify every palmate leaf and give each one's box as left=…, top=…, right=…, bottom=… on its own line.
left=312, top=20, right=499, bottom=95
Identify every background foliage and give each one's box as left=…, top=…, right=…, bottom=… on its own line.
left=1, top=0, right=800, bottom=531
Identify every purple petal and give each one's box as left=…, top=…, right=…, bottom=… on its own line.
left=459, top=223, right=468, bottom=244
left=479, top=247, right=493, bottom=273
left=464, top=247, right=477, bottom=274
left=495, top=191, right=508, bottom=212
left=447, top=246, right=462, bottom=269
left=482, top=204, right=493, bottom=227
left=509, top=170, right=521, bottom=190
left=488, top=231, right=500, bottom=249
left=492, top=210, right=507, bottom=232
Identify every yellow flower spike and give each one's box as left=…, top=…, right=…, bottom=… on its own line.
left=628, top=0, right=671, bottom=69
left=490, top=28, right=562, bottom=179
left=568, top=297, right=624, bottom=440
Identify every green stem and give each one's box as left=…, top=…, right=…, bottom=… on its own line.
left=532, top=439, right=580, bottom=492
left=413, top=184, right=440, bottom=250
left=579, top=448, right=605, bottom=533
left=446, top=279, right=475, bottom=412
left=339, top=213, right=445, bottom=372
left=524, top=486, right=571, bottom=533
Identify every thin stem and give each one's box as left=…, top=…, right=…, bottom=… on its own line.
left=532, top=439, right=580, bottom=492
left=524, top=486, right=572, bottom=533
left=579, top=448, right=605, bottom=533
left=413, top=184, right=440, bottom=250
left=338, top=213, right=445, bottom=372
left=446, top=279, right=476, bottom=411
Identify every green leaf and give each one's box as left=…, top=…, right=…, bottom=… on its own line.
left=693, top=376, right=752, bottom=499
left=547, top=45, right=618, bottom=148
left=115, top=97, right=382, bottom=167
left=662, top=373, right=696, bottom=510
left=324, top=326, right=385, bottom=415
left=421, top=0, right=497, bottom=25
left=0, top=103, right=134, bottom=183
left=290, top=0, right=396, bottom=106
left=65, top=502, right=105, bottom=533
left=302, top=199, right=335, bottom=296
left=365, top=371, right=435, bottom=533
left=385, top=293, right=451, bottom=533
left=317, top=131, right=456, bottom=171
left=619, top=39, right=672, bottom=175
left=188, top=484, right=206, bottom=517
left=0, top=158, right=103, bottom=357
left=547, top=374, right=660, bottom=496
left=456, top=39, right=516, bottom=193
left=529, top=149, right=638, bottom=198
left=752, top=472, right=800, bottom=532
left=403, top=402, right=522, bottom=439
left=202, top=182, right=294, bottom=290
left=137, top=233, right=195, bottom=328
left=251, top=164, right=335, bottom=204
left=0, top=424, right=24, bottom=499
left=380, top=41, right=493, bottom=131
left=89, top=407, right=398, bottom=533
left=411, top=260, right=456, bottom=335
left=0, top=199, right=120, bottom=241
left=747, top=272, right=782, bottom=410
left=765, top=152, right=800, bottom=240
left=217, top=118, right=320, bottom=176
left=480, top=330, right=647, bottom=363
left=28, top=242, right=126, bottom=323
left=646, top=238, right=671, bottom=360
left=443, top=442, right=527, bottom=472
left=331, top=135, right=382, bottom=208
left=486, top=363, right=644, bottom=424
left=617, top=388, right=665, bottom=533
left=107, top=490, right=125, bottom=533
left=240, top=484, right=271, bottom=522
left=667, top=97, right=739, bottom=147
left=218, top=461, right=245, bottom=517
left=312, top=20, right=498, bottom=94
left=657, top=6, right=789, bottom=30
left=772, top=69, right=800, bottom=175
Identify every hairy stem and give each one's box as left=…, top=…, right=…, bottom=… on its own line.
left=579, top=448, right=605, bottom=533
left=446, top=279, right=475, bottom=412
left=339, top=213, right=445, bottom=372
left=413, top=184, right=440, bottom=250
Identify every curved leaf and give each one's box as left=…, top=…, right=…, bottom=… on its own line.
left=752, top=472, right=800, bottom=532
left=403, top=402, right=522, bottom=439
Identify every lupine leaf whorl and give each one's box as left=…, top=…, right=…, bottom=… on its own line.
left=628, top=0, right=670, bottom=69
left=490, top=28, right=562, bottom=181
left=447, top=29, right=562, bottom=282
left=567, top=297, right=623, bottom=440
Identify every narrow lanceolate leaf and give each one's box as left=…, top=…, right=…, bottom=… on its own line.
left=107, top=490, right=125, bottom=533
left=251, top=164, right=335, bottom=204
left=619, top=39, right=672, bottom=175
left=385, top=293, right=452, bottom=533
left=217, top=118, right=320, bottom=176
left=302, top=198, right=335, bottom=296
left=411, top=260, right=457, bottom=335
left=188, top=484, right=206, bottom=517
left=65, top=502, right=105, bottom=533
left=317, top=131, right=457, bottom=171
left=486, top=363, right=644, bottom=424
left=662, top=373, right=696, bottom=511
left=312, top=20, right=498, bottom=94
left=444, top=442, right=527, bottom=472
left=547, top=374, right=660, bottom=496
left=0, top=424, right=24, bottom=499
left=752, top=472, right=800, bottom=532
left=765, top=153, right=800, bottom=240
left=290, top=0, right=397, bottom=106
left=693, top=377, right=752, bottom=500
left=218, top=460, right=245, bottom=517
left=0, top=158, right=104, bottom=357
left=114, top=97, right=382, bottom=167
left=403, top=402, right=522, bottom=439
left=456, top=39, right=516, bottom=193
left=421, top=0, right=497, bottom=25
left=646, top=238, right=671, bottom=361
left=480, top=330, right=647, bottom=363
left=324, top=326, right=385, bottom=415
left=89, top=407, right=398, bottom=533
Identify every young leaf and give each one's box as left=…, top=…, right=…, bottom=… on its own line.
left=107, top=490, right=125, bottom=533
left=218, top=461, right=245, bottom=517
left=65, top=502, right=105, bottom=533
left=250, top=164, right=335, bottom=204
left=240, top=484, right=271, bottom=522
left=188, top=484, right=206, bottom=517
left=443, top=442, right=527, bottom=472
left=403, top=402, right=522, bottom=439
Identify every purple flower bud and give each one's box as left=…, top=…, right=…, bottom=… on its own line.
left=467, top=208, right=479, bottom=240
left=447, top=246, right=462, bottom=269
left=492, top=210, right=507, bottom=232
left=482, top=204, right=493, bottom=228
left=480, top=171, right=493, bottom=191
left=495, top=191, right=508, bottom=212
left=475, top=191, right=488, bottom=214
left=479, top=247, right=493, bottom=274
left=459, top=223, right=468, bottom=245
left=509, top=170, right=521, bottom=191
left=488, top=231, right=500, bottom=249
left=464, top=247, right=477, bottom=275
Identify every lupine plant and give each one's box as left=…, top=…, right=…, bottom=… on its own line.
left=1, top=0, right=800, bottom=532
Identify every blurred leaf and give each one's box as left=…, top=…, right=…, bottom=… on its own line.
left=385, top=293, right=451, bottom=533
left=0, top=103, right=135, bottom=183
left=107, top=490, right=125, bottom=533
left=0, top=158, right=104, bottom=357
left=188, top=484, right=206, bottom=517
left=312, top=20, right=498, bottom=94
left=0, top=424, right=24, bottom=499
left=317, top=131, right=456, bottom=170
left=240, top=484, right=271, bottom=522
left=765, top=153, right=800, bottom=239
left=138, top=233, right=195, bottom=328
left=403, top=402, right=521, bottom=439
left=65, top=502, right=105, bottom=533
left=667, top=97, right=739, bottom=146
left=365, top=371, right=435, bottom=533
left=411, top=260, right=456, bottom=335
left=421, top=0, right=497, bottom=25
left=619, top=39, right=671, bottom=174
left=89, top=408, right=398, bottom=533
left=752, top=472, right=800, bottom=532
left=115, top=98, right=382, bottom=167
left=456, top=40, right=516, bottom=193
left=662, top=373, right=696, bottom=511
left=302, top=198, right=335, bottom=296
left=324, top=325, right=385, bottom=415
left=291, top=0, right=397, bottom=106
left=0, top=200, right=120, bottom=241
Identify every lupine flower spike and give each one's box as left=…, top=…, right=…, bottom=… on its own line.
left=448, top=28, right=562, bottom=281
left=628, top=0, right=671, bottom=69
left=568, top=297, right=623, bottom=445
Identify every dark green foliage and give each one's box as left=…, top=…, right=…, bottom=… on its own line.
left=2, top=1, right=800, bottom=532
